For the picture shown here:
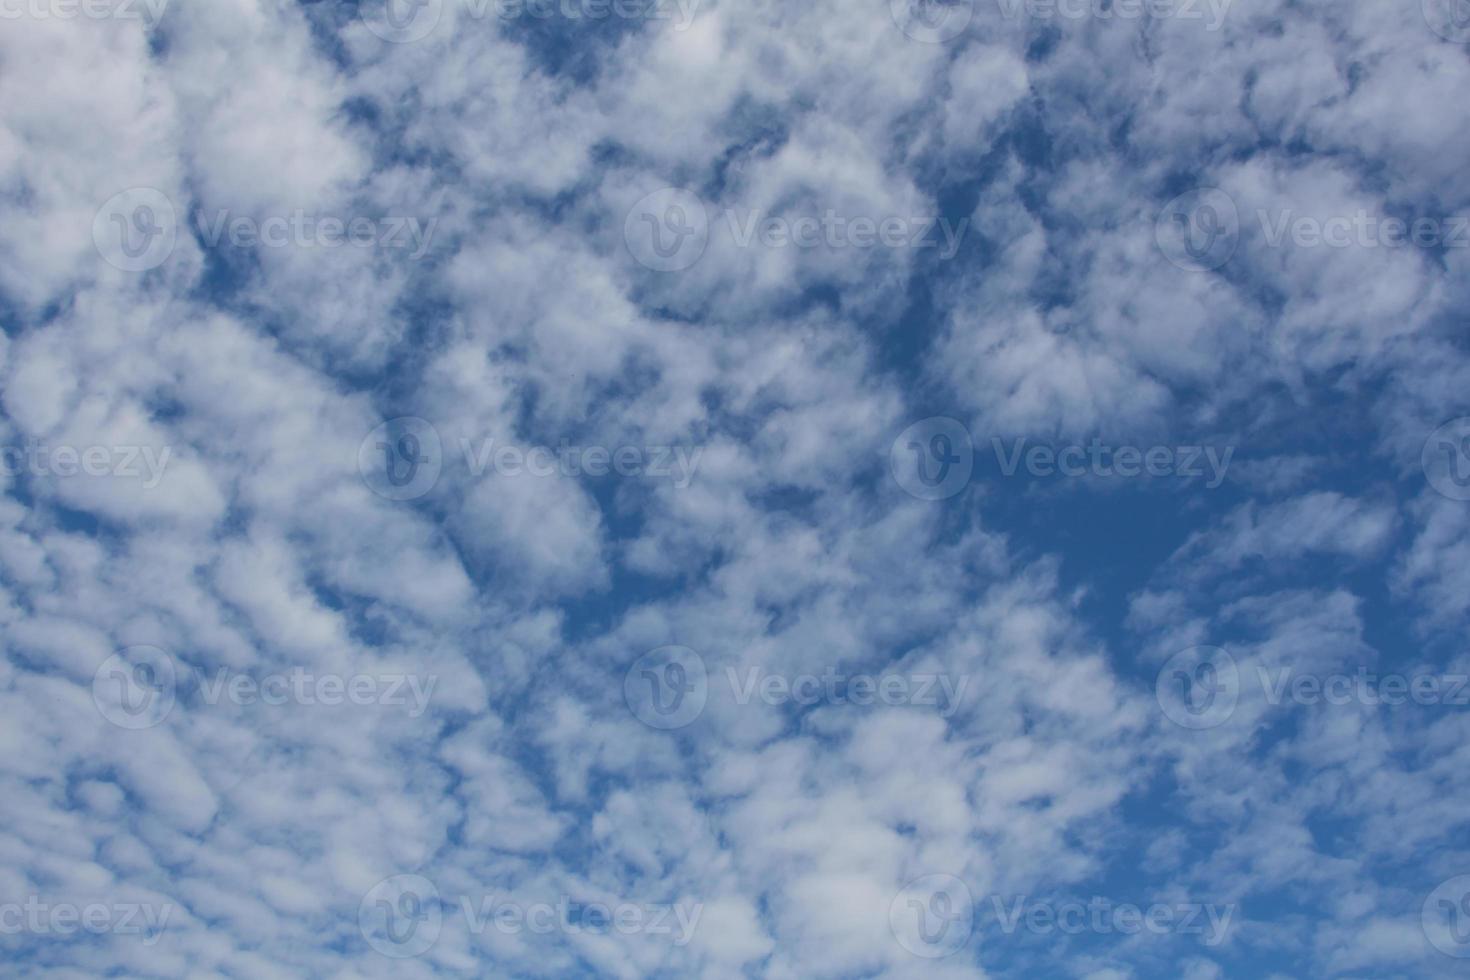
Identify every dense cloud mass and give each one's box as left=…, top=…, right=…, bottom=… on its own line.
left=1, top=0, right=1469, bottom=976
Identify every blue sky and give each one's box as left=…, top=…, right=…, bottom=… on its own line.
left=3, top=0, right=1470, bottom=976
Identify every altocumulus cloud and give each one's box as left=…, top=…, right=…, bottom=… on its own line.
left=1, top=0, right=1469, bottom=976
